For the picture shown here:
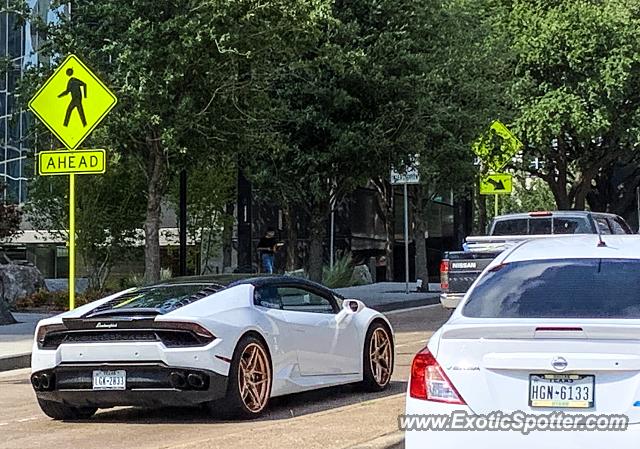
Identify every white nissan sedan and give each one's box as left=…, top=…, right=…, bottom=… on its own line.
left=405, top=235, right=640, bottom=449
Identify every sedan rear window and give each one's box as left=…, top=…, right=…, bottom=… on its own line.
left=463, top=259, right=640, bottom=319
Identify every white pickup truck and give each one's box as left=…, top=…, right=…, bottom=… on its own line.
left=439, top=211, right=633, bottom=309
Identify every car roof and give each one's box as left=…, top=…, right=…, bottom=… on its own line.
left=492, top=211, right=626, bottom=220
left=162, top=274, right=340, bottom=296
left=501, top=235, right=640, bottom=264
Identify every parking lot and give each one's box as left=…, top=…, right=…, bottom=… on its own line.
left=0, top=306, right=449, bottom=449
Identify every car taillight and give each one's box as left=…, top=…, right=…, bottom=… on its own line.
left=153, top=321, right=215, bottom=340
left=36, top=323, right=67, bottom=347
left=410, top=348, right=466, bottom=404
left=439, top=259, right=449, bottom=290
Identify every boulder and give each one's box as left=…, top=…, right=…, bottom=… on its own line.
left=0, top=264, right=46, bottom=307
left=350, top=264, right=373, bottom=286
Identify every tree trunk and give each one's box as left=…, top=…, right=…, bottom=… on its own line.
left=282, top=204, right=298, bottom=271
left=413, top=186, right=429, bottom=286
left=307, top=202, right=326, bottom=283
left=143, top=137, right=164, bottom=284
left=0, top=279, right=16, bottom=325
left=477, top=190, right=487, bottom=235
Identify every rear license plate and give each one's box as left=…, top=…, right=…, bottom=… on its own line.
left=92, top=370, right=126, bottom=390
left=529, top=374, right=594, bottom=408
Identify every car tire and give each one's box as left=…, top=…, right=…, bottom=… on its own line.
left=361, top=321, right=394, bottom=392
left=37, top=398, right=97, bottom=420
left=210, top=334, right=272, bottom=420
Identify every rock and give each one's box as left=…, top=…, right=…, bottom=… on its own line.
left=350, top=264, right=373, bottom=286
left=0, top=264, right=46, bottom=307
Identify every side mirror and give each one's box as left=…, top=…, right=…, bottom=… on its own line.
left=343, top=299, right=365, bottom=314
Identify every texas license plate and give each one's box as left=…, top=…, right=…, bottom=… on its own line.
left=529, top=374, right=594, bottom=408
left=92, top=370, right=126, bottom=390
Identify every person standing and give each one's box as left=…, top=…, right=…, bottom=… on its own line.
left=257, top=228, right=279, bottom=274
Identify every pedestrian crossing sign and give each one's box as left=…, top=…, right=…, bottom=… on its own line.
left=28, top=54, right=117, bottom=150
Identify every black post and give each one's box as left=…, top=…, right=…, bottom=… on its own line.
left=237, top=170, right=253, bottom=272
left=179, top=169, right=188, bottom=276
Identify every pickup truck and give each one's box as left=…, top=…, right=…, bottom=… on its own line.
left=439, top=211, right=633, bottom=309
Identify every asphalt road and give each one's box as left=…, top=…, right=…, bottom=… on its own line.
left=0, top=305, right=451, bottom=449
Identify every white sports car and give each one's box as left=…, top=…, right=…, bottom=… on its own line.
left=31, top=276, right=394, bottom=420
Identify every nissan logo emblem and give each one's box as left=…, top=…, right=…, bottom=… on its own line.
left=551, top=357, right=568, bottom=371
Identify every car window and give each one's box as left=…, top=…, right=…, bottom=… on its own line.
left=529, top=218, right=551, bottom=234
left=610, top=218, right=630, bottom=234
left=595, top=217, right=612, bottom=234
left=492, top=219, right=528, bottom=236
left=278, top=287, right=335, bottom=314
left=462, top=259, right=640, bottom=319
left=254, top=286, right=283, bottom=309
left=87, top=284, right=220, bottom=316
left=553, top=217, right=590, bottom=234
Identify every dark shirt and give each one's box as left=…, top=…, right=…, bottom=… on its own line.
left=257, top=237, right=277, bottom=255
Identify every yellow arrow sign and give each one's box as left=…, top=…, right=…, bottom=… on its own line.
left=38, top=149, right=106, bottom=176
left=28, top=54, right=117, bottom=150
left=480, top=173, right=513, bottom=195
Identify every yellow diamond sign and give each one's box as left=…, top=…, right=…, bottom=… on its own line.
left=28, top=54, right=117, bottom=150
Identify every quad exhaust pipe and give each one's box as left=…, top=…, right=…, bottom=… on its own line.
left=169, top=372, right=187, bottom=389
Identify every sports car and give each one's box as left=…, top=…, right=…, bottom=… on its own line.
left=31, top=276, right=394, bottom=420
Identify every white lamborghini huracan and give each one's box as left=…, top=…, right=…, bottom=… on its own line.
left=31, top=276, right=394, bottom=420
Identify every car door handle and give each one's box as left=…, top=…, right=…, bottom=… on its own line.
left=292, top=326, right=305, bottom=333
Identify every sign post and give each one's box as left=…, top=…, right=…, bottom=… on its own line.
left=29, top=54, right=117, bottom=310
left=391, top=166, right=420, bottom=295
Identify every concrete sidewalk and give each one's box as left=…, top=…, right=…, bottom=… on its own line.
left=336, top=282, right=440, bottom=312
left=0, top=312, right=51, bottom=372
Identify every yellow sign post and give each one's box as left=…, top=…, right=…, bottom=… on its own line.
left=29, top=55, right=116, bottom=310
left=38, top=149, right=106, bottom=176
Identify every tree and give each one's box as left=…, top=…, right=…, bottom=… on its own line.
left=502, top=0, right=640, bottom=210
left=18, top=0, right=325, bottom=283
left=0, top=186, right=21, bottom=324
left=25, top=156, right=146, bottom=291
left=247, top=0, right=432, bottom=281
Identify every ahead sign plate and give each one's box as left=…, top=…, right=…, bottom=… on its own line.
left=38, top=149, right=106, bottom=176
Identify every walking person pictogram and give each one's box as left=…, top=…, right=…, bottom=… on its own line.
left=58, top=68, right=87, bottom=127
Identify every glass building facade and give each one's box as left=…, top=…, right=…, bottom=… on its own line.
left=1, top=0, right=64, bottom=204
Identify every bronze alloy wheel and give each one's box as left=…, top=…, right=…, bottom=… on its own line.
left=238, top=342, right=271, bottom=413
left=369, top=327, right=392, bottom=387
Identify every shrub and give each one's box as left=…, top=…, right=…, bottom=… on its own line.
left=322, top=252, right=355, bottom=289
left=15, top=289, right=110, bottom=311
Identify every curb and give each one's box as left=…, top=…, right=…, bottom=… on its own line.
left=0, top=352, right=30, bottom=372
left=373, top=296, right=439, bottom=313
left=347, top=432, right=403, bottom=449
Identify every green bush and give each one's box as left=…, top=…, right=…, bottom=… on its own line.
left=322, top=253, right=355, bottom=289
left=15, top=289, right=110, bottom=311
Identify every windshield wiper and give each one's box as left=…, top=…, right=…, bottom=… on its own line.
left=85, top=308, right=165, bottom=319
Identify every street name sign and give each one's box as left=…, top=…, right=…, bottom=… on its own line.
left=480, top=173, right=513, bottom=195
left=38, top=149, right=106, bottom=176
left=472, top=120, right=523, bottom=172
left=28, top=54, right=117, bottom=150
left=391, top=167, right=420, bottom=185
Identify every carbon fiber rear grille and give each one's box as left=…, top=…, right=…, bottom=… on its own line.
left=42, top=330, right=205, bottom=349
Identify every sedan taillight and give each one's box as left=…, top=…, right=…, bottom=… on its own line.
left=410, top=348, right=466, bottom=405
